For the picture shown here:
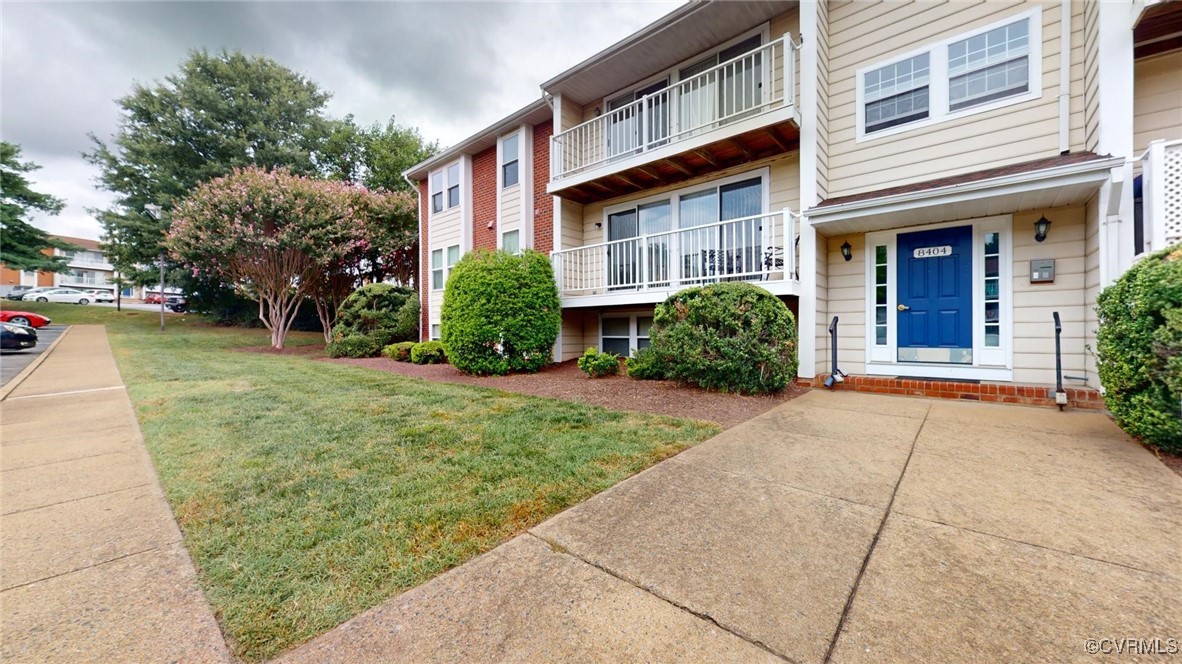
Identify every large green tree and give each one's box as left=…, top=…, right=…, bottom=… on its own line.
left=319, top=115, right=440, bottom=193
left=0, top=141, right=75, bottom=272
left=86, top=49, right=337, bottom=280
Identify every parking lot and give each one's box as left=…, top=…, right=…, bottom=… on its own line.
left=1, top=326, right=66, bottom=387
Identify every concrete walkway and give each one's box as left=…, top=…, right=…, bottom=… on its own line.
left=0, top=326, right=230, bottom=663
left=281, top=390, right=1181, bottom=663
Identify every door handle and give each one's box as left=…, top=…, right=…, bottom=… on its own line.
left=897, top=304, right=910, bottom=311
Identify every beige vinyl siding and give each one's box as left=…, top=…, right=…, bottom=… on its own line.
left=1083, top=0, right=1099, bottom=151
left=561, top=98, right=584, bottom=132
left=770, top=9, right=801, bottom=109
left=560, top=200, right=584, bottom=251
left=826, top=1, right=1086, bottom=197
left=428, top=208, right=463, bottom=327
left=1133, top=50, right=1182, bottom=155
left=499, top=185, right=521, bottom=236
left=816, top=0, right=831, bottom=201
left=1083, top=192, right=1101, bottom=389
left=825, top=233, right=867, bottom=376
left=1011, top=206, right=1086, bottom=385
left=813, top=231, right=830, bottom=377
left=560, top=309, right=595, bottom=361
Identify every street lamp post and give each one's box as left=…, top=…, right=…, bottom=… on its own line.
left=144, top=204, right=165, bottom=332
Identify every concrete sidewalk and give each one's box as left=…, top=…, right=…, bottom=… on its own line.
left=281, top=390, right=1181, bottom=663
left=0, top=325, right=230, bottom=663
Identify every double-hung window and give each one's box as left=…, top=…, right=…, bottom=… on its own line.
left=430, top=171, right=444, bottom=213
left=859, top=9, right=1041, bottom=139
left=446, top=163, right=460, bottom=208
left=501, top=133, right=519, bottom=188
left=864, top=54, right=931, bottom=134
left=431, top=162, right=461, bottom=213
left=948, top=19, right=1030, bottom=111
left=501, top=230, right=521, bottom=255
left=430, top=244, right=462, bottom=291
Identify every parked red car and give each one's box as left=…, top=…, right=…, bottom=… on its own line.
left=144, top=293, right=164, bottom=304
left=0, top=310, right=52, bottom=328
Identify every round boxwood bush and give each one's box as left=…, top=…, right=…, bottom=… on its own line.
left=1095, top=243, right=1182, bottom=452
left=648, top=282, right=797, bottom=393
left=382, top=341, right=417, bottom=362
left=441, top=249, right=561, bottom=375
left=410, top=341, right=447, bottom=365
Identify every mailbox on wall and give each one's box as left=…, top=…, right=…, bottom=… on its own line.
left=1030, top=259, right=1055, bottom=283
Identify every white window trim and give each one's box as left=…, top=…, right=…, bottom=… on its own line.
left=598, top=313, right=653, bottom=355
left=428, top=159, right=463, bottom=219
left=599, top=23, right=771, bottom=111
left=855, top=6, right=1043, bottom=143
left=430, top=324, right=441, bottom=341
left=863, top=216, right=1013, bottom=382
left=602, top=167, right=771, bottom=233
left=430, top=248, right=445, bottom=292
left=501, top=229, right=522, bottom=255
left=498, top=132, right=521, bottom=191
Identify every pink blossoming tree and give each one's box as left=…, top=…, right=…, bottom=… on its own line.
left=168, top=167, right=413, bottom=348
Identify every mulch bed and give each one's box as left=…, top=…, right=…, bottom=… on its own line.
left=326, top=357, right=806, bottom=429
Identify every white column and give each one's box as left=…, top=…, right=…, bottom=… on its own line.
left=798, top=1, right=820, bottom=380
left=1096, top=1, right=1135, bottom=282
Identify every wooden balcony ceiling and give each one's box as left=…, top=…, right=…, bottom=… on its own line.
left=554, top=118, right=800, bottom=205
left=1135, top=1, right=1182, bottom=59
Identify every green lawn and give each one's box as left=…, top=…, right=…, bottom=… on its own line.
left=8, top=303, right=719, bottom=660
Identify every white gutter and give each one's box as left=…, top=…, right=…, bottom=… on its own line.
left=1058, top=0, right=1071, bottom=154
left=807, top=156, right=1126, bottom=220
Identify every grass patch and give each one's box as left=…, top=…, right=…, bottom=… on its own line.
left=7, top=303, right=719, bottom=660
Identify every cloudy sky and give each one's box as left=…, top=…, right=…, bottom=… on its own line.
left=2, top=1, right=680, bottom=240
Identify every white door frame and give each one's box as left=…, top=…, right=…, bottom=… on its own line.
left=863, top=215, right=1014, bottom=381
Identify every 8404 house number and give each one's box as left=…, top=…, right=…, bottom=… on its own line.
left=913, top=245, right=952, bottom=258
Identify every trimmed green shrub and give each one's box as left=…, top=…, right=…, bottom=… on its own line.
left=330, top=283, right=419, bottom=351
left=648, top=282, right=797, bottom=394
left=577, top=347, right=620, bottom=378
left=326, top=335, right=384, bottom=359
left=441, top=249, right=561, bottom=375
left=382, top=341, right=417, bottom=362
left=1095, top=243, right=1182, bottom=452
left=410, top=341, right=447, bottom=365
left=626, top=346, right=666, bottom=380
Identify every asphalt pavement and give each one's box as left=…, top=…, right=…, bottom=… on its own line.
left=1, top=326, right=66, bottom=387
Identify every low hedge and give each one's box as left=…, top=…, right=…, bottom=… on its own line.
left=625, top=346, right=665, bottom=380
left=326, top=335, right=384, bottom=359
left=440, top=250, right=560, bottom=375
left=410, top=341, right=447, bottom=365
left=646, top=282, right=797, bottom=393
left=577, top=348, right=619, bottom=378
left=382, top=341, right=417, bottom=362
left=1095, top=243, right=1182, bottom=452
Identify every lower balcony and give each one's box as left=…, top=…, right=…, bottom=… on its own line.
left=1138, top=138, right=1182, bottom=255
left=551, top=209, right=799, bottom=307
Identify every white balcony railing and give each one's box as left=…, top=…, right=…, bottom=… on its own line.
left=60, top=274, right=113, bottom=288
left=551, top=209, right=798, bottom=297
left=1140, top=139, right=1182, bottom=253
left=551, top=35, right=798, bottom=181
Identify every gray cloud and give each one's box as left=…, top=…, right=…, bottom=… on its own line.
left=2, top=1, right=679, bottom=238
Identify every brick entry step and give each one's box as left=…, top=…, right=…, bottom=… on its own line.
left=801, top=374, right=1106, bottom=410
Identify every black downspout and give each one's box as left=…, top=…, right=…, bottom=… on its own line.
left=824, top=315, right=845, bottom=388
left=1053, top=311, right=1066, bottom=411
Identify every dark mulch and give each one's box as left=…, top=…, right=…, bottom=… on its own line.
left=1157, top=450, right=1182, bottom=479
left=327, top=357, right=806, bottom=429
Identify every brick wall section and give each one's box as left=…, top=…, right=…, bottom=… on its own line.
left=531, top=120, right=554, bottom=254
left=418, top=179, right=429, bottom=342
left=800, top=374, right=1106, bottom=411
left=471, top=146, right=497, bottom=251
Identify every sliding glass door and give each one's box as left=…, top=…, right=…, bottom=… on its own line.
left=679, top=177, right=762, bottom=282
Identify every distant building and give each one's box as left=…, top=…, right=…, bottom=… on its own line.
left=1, top=235, right=142, bottom=298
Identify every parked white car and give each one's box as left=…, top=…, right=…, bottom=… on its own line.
left=84, top=289, right=115, bottom=303
left=25, top=288, right=92, bottom=305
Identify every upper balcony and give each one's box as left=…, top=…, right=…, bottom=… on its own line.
left=1138, top=138, right=1182, bottom=255
left=548, top=35, right=800, bottom=204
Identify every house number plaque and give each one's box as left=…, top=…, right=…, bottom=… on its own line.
left=913, top=246, right=952, bottom=258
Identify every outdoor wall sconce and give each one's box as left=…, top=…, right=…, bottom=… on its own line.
left=1034, top=216, right=1052, bottom=243
left=486, top=220, right=495, bottom=229
left=594, top=222, right=603, bottom=228
left=841, top=240, right=853, bottom=261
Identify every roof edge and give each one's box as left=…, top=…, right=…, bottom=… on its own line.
left=403, top=98, right=550, bottom=181
left=540, top=0, right=708, bottom=92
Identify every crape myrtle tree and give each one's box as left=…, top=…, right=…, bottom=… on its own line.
left=86, top=49, right=435, bottom=311
left=0, top=141, right=78, bottom=272
left=168, top=167, right=409, bottom=349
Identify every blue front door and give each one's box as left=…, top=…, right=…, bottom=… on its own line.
left=897, top=226, right=973, bottom=364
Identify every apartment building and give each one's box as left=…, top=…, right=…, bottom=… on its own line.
left=405, top=0, right=1182, bottom=407
left=0, top=236, right=123, bottom=296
